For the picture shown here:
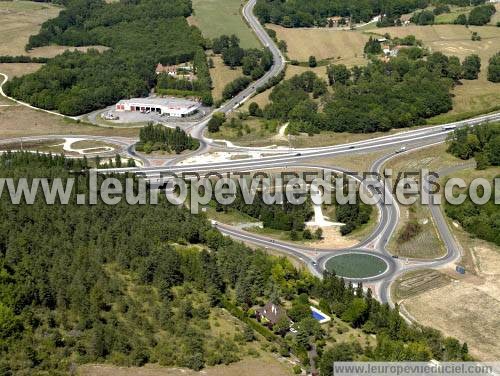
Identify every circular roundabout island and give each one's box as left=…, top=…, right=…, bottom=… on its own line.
left=325, top=252, right=389, bottom=279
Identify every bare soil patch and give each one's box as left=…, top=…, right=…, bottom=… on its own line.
left=306, top=225, right=358, bottom=249
left=403, top=256, right=500, bottom=360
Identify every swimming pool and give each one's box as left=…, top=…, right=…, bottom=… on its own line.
left=312, top=310, right=327, bottom=321
left=310, top=306, right=331, bottom=324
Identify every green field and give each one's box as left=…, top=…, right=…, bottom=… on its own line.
left=325, top=253, right=388, bottom=278
left=190, top=0, right=260, bottom=49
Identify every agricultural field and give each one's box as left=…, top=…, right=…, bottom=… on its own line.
left=267, top=25, right=369, bottom=65
left=190, top=0, right=260, bottom=49
left=0, top=63, right=43, bottom=78
left=434, top=6, right=474, bottom=24
left=78, top=356, right=294, bottom=376
left=209, top=55, right=245, bottom=101
left=0, top=1, right=108, bottom=63
left=0, top=1, right=61, bottom=56
left=392, top=269, right=451, bottom=301
left=402, top=240, right=500, bottom=361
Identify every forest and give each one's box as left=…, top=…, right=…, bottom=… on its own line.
left=212, top=176, right=371, bottom=236
left=135, top=123, right=199, bottom=154
left=489, top=52, right=500, bottom=83
left=447, top=122, right=500, bottom=169
left=254, top=0, right=431, bottom=27
left=254, top=0, right=489, bottom=27
left=0, top=153, right=472, bottom=374
left=445, top=123, right=500, bottom=246
left=254, top=52, right=472, bottom=134
left=4, top=0, right=213, bottom=115
left=445, top=192, right=499, bottom=246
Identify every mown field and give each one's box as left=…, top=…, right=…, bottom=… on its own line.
left=190, top=0, right=260, bottom=49
left=209, top=55, right=244, bottom=101
left=0, top=1, right=61, bottom=56
left=267, top=24, right=369, bottom=65
left=0, top=1, right=108, bottom=61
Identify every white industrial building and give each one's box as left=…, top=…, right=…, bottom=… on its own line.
left=115, top=97, right=201, bottom=118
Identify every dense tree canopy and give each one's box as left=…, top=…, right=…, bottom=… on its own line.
left=135, top=123, right=199, bottom=154
left=5, top=0, right=212, bottom=115
left=467, top=4, right=496, bottom=25
left=0, top=153, right=472, bottom=373
left=254, top=0, right=431, bottom=27
left=487, top=52, right=500, bottom=83
left=264, top=53, right=462, bottom=134
left=447, top=122, right=500, bottom=168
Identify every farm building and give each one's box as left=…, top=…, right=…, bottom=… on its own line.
left=115, top=97, right=201, bottom=118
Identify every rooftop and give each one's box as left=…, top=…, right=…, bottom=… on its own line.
left=117, top=96, right=199, bottom=108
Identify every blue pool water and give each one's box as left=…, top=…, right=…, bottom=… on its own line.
left=312, top=310, right=326, bottom=321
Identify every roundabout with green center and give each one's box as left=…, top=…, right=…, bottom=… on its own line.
left=325, top=252, right=389, bottom=279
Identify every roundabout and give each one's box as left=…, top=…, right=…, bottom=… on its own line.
left=324, top=252, right=390, bottom=280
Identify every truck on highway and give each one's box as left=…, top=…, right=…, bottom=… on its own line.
left=442, top=125, right=457, bottom=131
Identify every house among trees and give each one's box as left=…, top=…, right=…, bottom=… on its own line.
left=327, top=16, right=348, bottom=27
left=256, top=301, right=289, bottom=327
left=155, top=62, right=196, bottom=81
left=155, top=63, right=177, bottom=76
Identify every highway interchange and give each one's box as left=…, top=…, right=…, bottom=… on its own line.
left=108, top=0, right=499, bottom=307
left=1, top=0, right=499, bottom=309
